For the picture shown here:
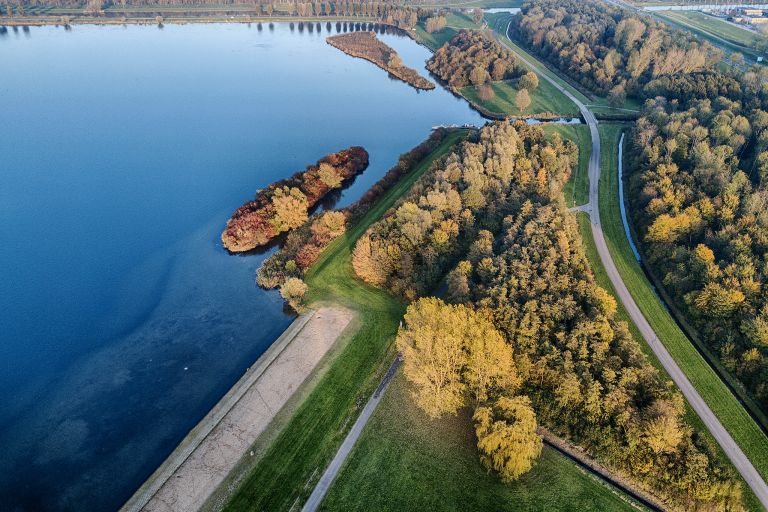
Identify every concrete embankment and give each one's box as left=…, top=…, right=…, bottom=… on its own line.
left=121, top=306, right=354, bottom=512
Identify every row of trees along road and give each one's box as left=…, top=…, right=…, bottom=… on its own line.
left=353, top=122, right=743, bottom=510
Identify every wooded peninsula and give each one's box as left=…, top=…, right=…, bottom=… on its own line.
left=326, top=31, right=435, bottom=90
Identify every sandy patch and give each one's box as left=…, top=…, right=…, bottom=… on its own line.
left=121, top=306, right=354, bottom=512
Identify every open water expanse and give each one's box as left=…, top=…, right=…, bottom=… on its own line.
left=0, top=22, right=482, bottom=511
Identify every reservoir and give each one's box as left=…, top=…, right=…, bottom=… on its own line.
left=0, top=22, right=482, bottom=511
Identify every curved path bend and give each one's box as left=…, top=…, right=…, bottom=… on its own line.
left=502, top=20, right=768, bottom=509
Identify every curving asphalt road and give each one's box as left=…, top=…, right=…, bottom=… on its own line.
left=501, top=20, right=768, bottom=509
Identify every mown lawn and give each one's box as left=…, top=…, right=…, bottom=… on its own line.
left=543, top=124, right=590, bottom=207
left=320, top=374, right=639, bottom=512
left=415, top=25, right=457, bottom=51
left=596, top=124, right=768, bottom=485
left=224, top=131, right=468, bottom=512
left=460, top=79, right=579, bottom=117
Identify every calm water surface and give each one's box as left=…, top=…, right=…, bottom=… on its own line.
left=0, top=22, right=481, bottom=511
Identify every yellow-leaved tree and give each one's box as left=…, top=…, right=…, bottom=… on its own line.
left=396, top=297, right=518, bottom=417
left=270, top=186, right=308, bottom=233
left=473, top=395, right=542, bottom=482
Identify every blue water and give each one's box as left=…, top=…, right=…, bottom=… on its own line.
left=0, top=22, right=482, bottom=511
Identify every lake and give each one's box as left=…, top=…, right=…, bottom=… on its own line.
left=0, top=22, right=482, bottom=511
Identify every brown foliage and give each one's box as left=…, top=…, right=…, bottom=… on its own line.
left=327, top=32, right=435, bottom=90
left=221, top=146, right=368, bottom=252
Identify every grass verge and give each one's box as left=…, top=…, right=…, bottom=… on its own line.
left=224, top=130, right=467, bottom=511
left=543, top=124, right=590, bottom=207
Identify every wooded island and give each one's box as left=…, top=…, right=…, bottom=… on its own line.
left=221, top=146, right=368, bottom=252
left=327, top=31, right=435, bottom=90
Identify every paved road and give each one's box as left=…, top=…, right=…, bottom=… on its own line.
left=301, top=356, right=402, bottom=512
left=502, top=20, right=768, bottom=509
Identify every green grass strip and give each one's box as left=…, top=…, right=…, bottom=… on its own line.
left=597, top=124, right=768, bottom=483
left=224, top=130, right=468, bottom=511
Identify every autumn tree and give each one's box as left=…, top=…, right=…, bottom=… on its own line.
left=470, top=65, right=490, bottom=86
left=317, top=162, right=342, bottom=188
left=397, top=297, right=518, bottom=417
left=270, top=186, right=309, bottom=233
left=427, top=30, right=521, bottom=88
left=518, top=71, right=539, bottom=91
left=477, top=84, right=495, bottom=102
left=424, top=14, right=446, bottom=34
left=473, top=395, right=542, bottom=482
left=472, top=7, right=483, bottom=24
left=515, top=89, right=531, bottom=114
left=608, top=84, right=626, bottom=108
left=280, top=277, right=308, bottom=311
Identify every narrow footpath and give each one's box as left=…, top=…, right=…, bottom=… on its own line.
left=301, top=356, right=402, bottom=512
left=500, top=20, right=768, bottom=508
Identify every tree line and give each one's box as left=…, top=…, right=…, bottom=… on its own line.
left=511, top=0, right=715, bottom=101
left=352, top=122, right=741, bottom=509
left=10, top=0, right=425, bottom=29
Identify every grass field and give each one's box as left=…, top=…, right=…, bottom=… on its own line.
left=543, top=124, right=590, bottom=208
left=415, top=25, right=458, bottom=50
left=657, top=11, right=766, bottom=63
left=461, top=79, right=580, bottom=117
left=224, top=131, right=467, bottom=511
left=596, top=124, right=768, bottom=484
left=661, top=11, right=763, bottom=49
left=319, top=373, right=640, bottom=512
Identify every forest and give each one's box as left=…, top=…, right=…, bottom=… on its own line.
left=628, top=68, right=768, bottom=415
left=426, top=30, right=523, bottom=89
left=352, top=122, right=742, bottom=510
left=511, top=0, right=715, bottom=99
left=507, top=0, right=768, bottom=429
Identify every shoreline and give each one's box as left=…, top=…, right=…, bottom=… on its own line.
left=326, top=32, right=435, bottom=91
left=120, top=306, right=355, bottom=512
left=0, top=14, right=383, bottom=27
